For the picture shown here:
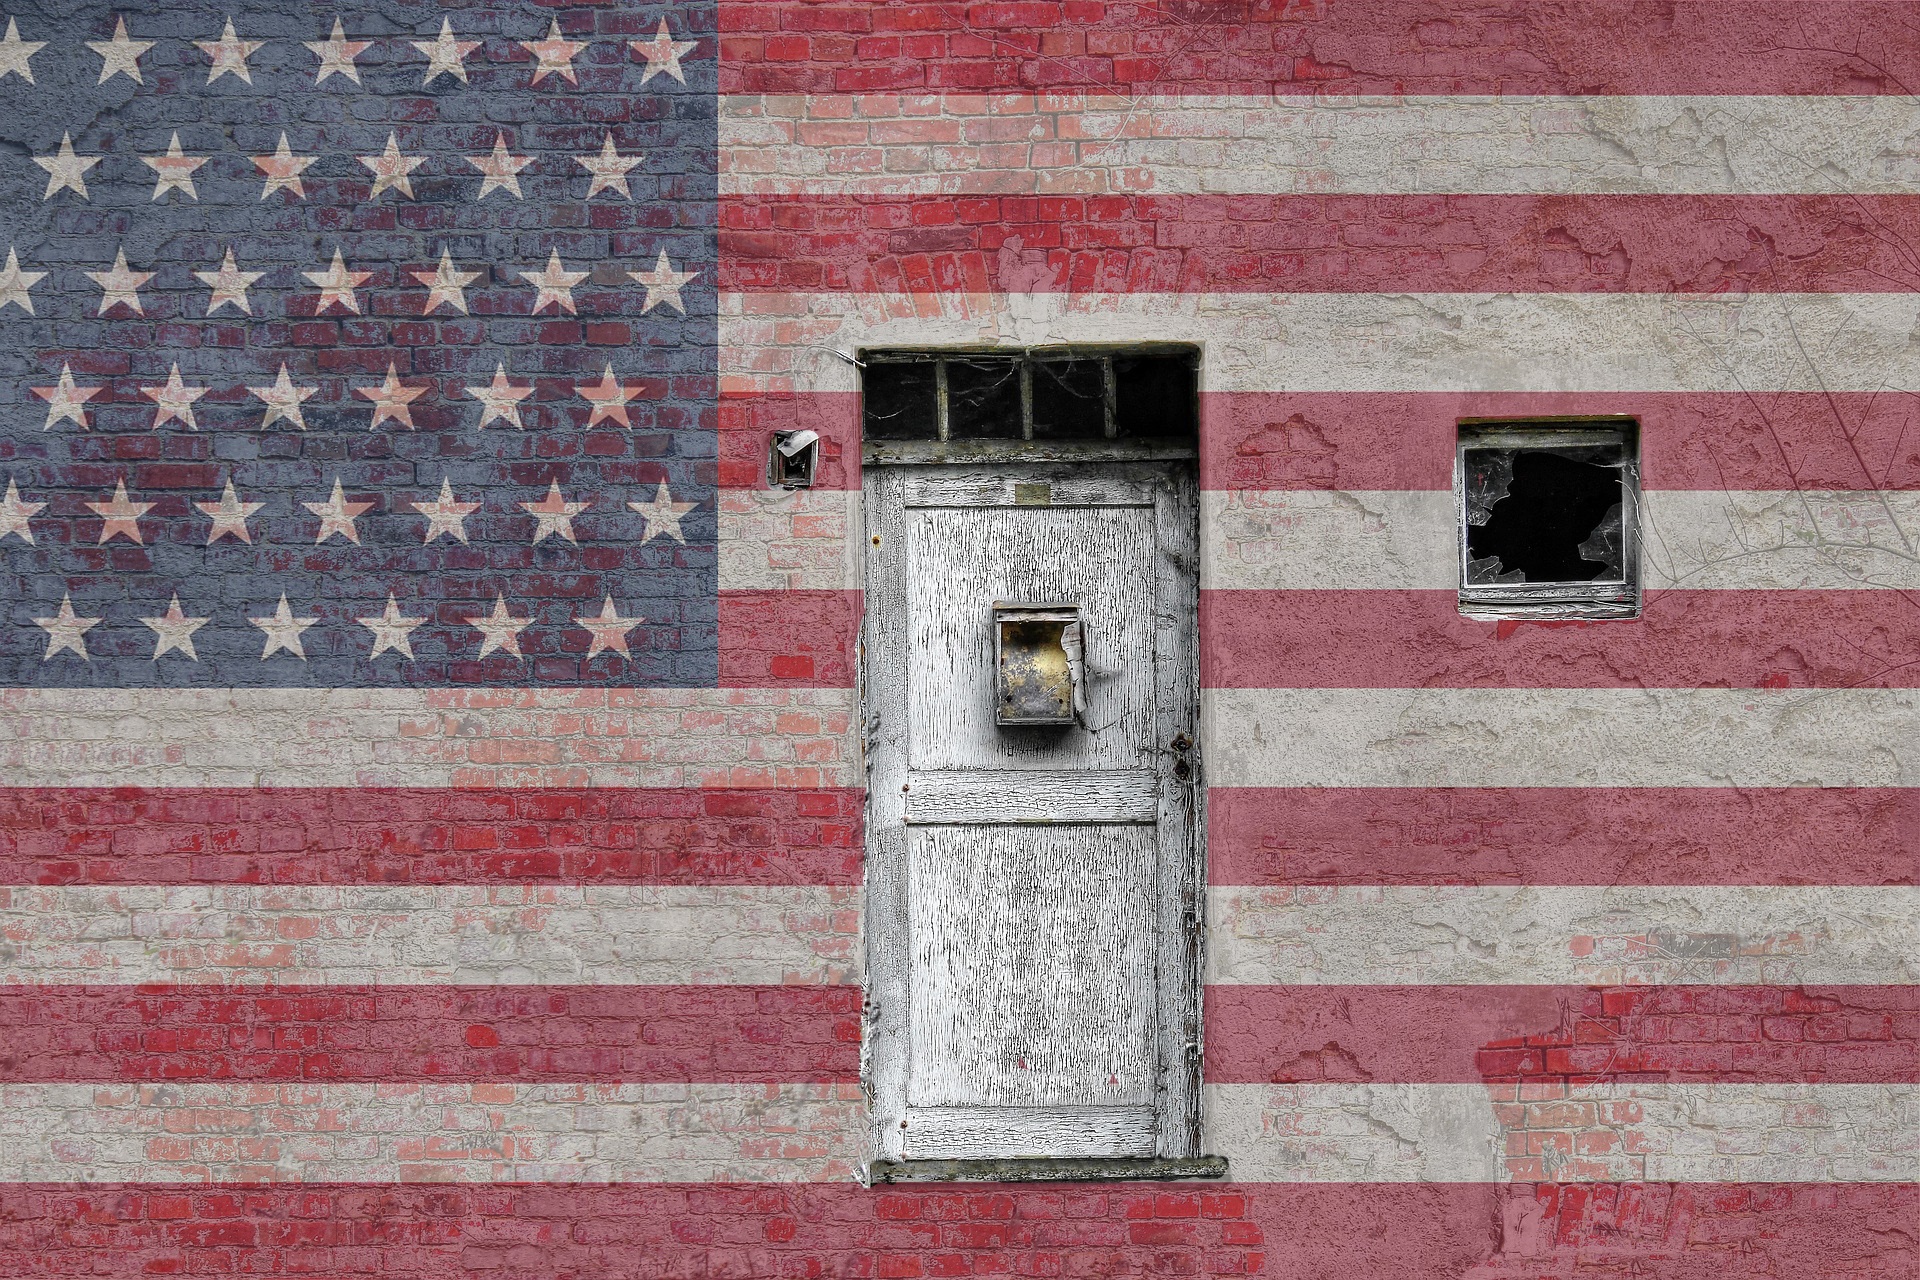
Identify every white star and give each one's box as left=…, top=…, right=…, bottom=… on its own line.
left=577, top=596, right=640, bottom=660
left=196, top=248, right=265, bottom=315
left=576, top=364, right=639, bottom=427
left=248, top=364, right=319, bottom=430
left=305, top=477, right=373, bottom=544
left=251, top=593, right=317, bottom=659
left=141, top=363, right=208, bottom=431
left=411, top=246, right=481, bottom=315
left=0, top=18, right=45, bottom=83
left=468, top=132, right=534, bottom=199
left=356, top=362, right=429, bottom=430
left=86, top=247, right=152, bottom=316
left=141, top=594, right=210, bottom=661
left=629, top=250, right=697, bottom=315
left=359, top=592, right=426, bottom=660
left=466, top=363, right=536, bottom=429
left=34, top=133, right=100, bottom=201
left=31, top=364, right=101, bottom=431
left=520, top=18, right=587, bottom=85
left=88, top=479, right=153, bottom=544
left=197, top=18, right=263, bottom=84
left=0, top=478, right=45, bottom=543
left=467, top=593, right=531, bottom=658
left=253, top=133, right=317, bottom=200
left=627, top=482, right=699, bottom=544
left=631, top=18, right=696, bottom=85
left=142, top=132, right=208, bottom=201
left=520, top=479, right=589, bottom=545
left=36, top=594, right=100, bottom=661
left=0, top=246, right=46, bottom=314
left=360, top=132, right=426, bottom=200
left=412, top=478, right=480, bottom=544
left=305, top=18, right=370, bottom=84
left=305, top=248, right=372, bottom=314
left=196, top=478, right=263, bottom=544
left=88, top=17, right=154, bottom=85
left=576, top=134, right=639, bottom=199
left=412, top=18, right=479, bottom=84
left=521, top=249, right=588, bottom=315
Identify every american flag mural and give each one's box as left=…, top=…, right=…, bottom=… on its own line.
left=3, top=0, right=1919, bottom=1274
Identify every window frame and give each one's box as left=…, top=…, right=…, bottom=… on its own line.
left=858, top=345, right=1199, bottom=466
left=1455, top=418, right=1642, bottom=621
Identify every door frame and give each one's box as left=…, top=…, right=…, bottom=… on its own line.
left=859, top=456, right=1219, bottom=1184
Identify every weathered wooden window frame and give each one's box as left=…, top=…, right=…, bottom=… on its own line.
left=858, top=345, right=1220, bottom=1186
left=1456, top=418, right=1642, bottom=621
left=860, top=345, right=1199, bottom=467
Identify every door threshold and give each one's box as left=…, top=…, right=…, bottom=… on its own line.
left=862, top=1155, right=1229, bottom=1186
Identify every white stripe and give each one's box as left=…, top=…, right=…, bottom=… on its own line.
left=1207, top=885, right=1920, bottom=986
left=1203, top=687, right=1920, bottom=787
left=722, top=94, right=1920, bottom=196
left=0, top=687, right=860, bottom=789
left=1203, top=489, right=1920, bottom=590
left=720, top=487, right=864, bottom=592
left=721, top=291, right=1920, bottom=395
left=0, top=885, right=858, bottom=985
left=1206, top=1083, right=1920, bottom=1183
left=0, top=1082, right=862, bottom=1183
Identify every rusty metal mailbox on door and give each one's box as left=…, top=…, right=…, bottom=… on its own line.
left=993, top=602, right=1082, bottom=726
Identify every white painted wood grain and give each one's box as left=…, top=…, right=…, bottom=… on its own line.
left=904, top=768, right=1159, bottom=824
left=909, top=824, right=1158, bottom=1108
left=907, top=501, right=1158, bottom=771
left=903, top=1105, right=1157, bottom=1160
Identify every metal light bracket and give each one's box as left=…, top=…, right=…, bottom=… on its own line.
left=768, top=429, right=819, bottom=489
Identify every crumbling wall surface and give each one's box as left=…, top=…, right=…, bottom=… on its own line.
left=6, top=0, right=1920, bottom=1276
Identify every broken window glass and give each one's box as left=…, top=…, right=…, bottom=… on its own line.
left=1458, top=424, right=1639, bottom=619
left=1464, top=446, right=1625, bottom=584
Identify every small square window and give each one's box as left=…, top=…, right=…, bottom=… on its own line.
left=1457, top=420, right=1640, bottom=620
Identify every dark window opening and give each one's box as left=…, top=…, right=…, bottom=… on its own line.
left=860, top=349, right=1196, bottom=447
left=863, top=361, right=939, bottom=440
left=1458, top=422, right=1639, bottom=619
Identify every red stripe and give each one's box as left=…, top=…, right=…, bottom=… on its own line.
left=722, top=195, right=1920, bottom=296
left=719, top=589, right=860, bottom=686
left=1202, top=391, right=1920, bottom=491
left=1208, top=787, right=1918, bottom=886
left=718, top=0, right=1920, bottom=96
left=1207, top=986, right=1920, bottom=1085
left=719, top=392, right=859, bottom=491
left=1202, top=591, right=1920, bottom=690
left=717, top=391, right=1920, bottom=491
left=0, top=985, right=857, bottom=1084
left=0, top=1181, right=1910, bottom=1277
left=0, top=788, right=862, bottom=886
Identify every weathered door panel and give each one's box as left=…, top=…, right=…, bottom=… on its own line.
left=905, top=502, right=1157, bottom=772
left=865, top=461, right=1201, bottom=1171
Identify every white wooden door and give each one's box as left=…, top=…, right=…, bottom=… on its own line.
left=863, top=464, right=1202, bottom=1170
